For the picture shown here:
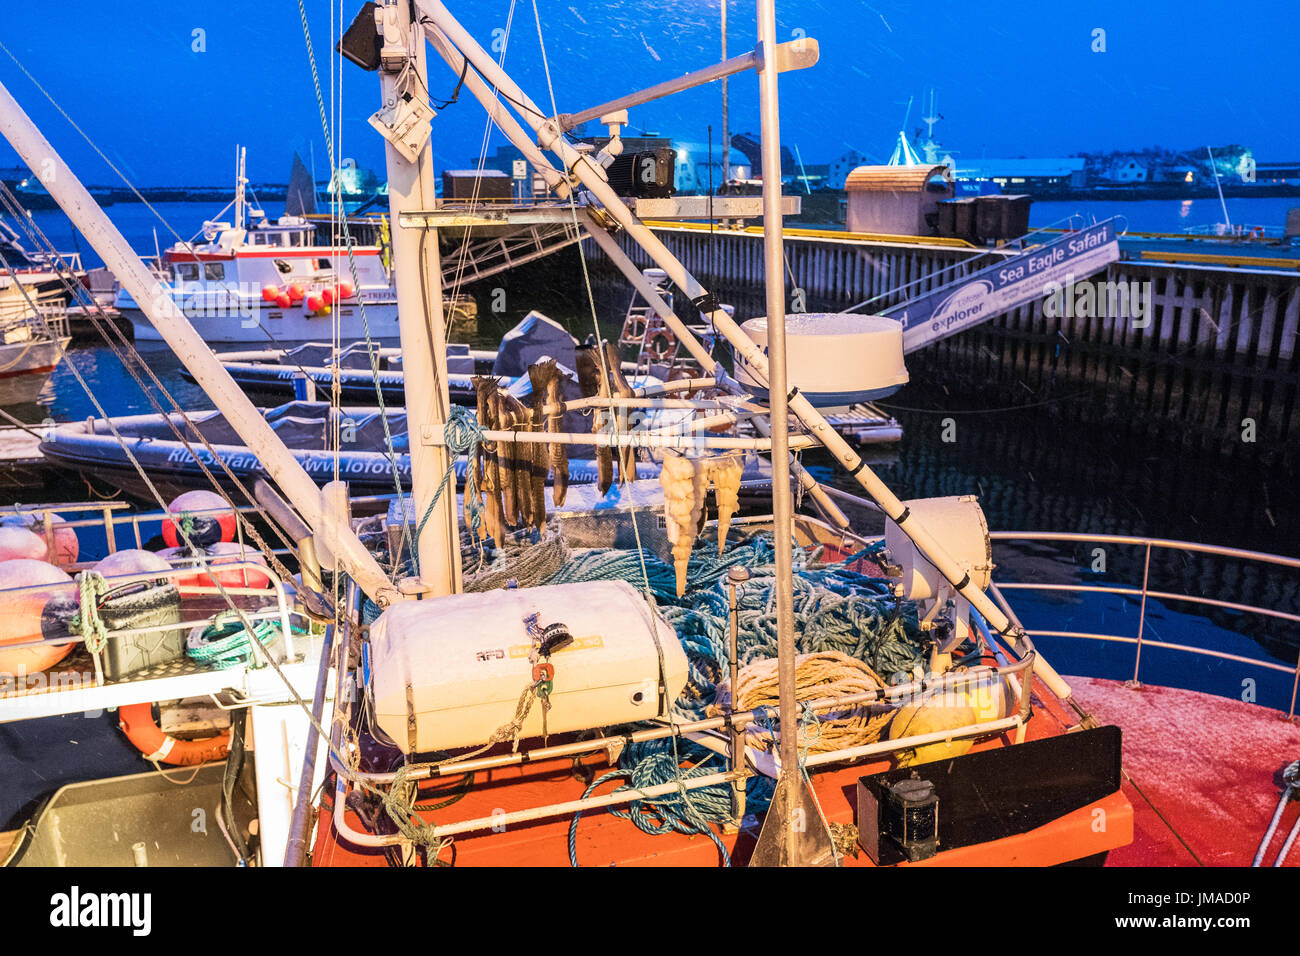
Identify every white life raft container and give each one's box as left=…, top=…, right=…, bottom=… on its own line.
left=367, top=580, right=689, bottom=753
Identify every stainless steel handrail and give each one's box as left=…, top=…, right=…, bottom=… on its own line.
left=989, top=531, right=1300, bottom=719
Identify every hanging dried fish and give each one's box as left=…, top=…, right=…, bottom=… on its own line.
left=659, top=451, right=708, bottom=597
left=706, top=453, right=744, bottom=554
left=603, top=341, right=637, bottom=485
left=473, top=377, right=505, bottom=544
left=525, top=405, right=549, bottom=533
left=498, top=391, right=528, bottom=528
left=528, top=359, right=569, bottom=507
left=576, top=345, right=614, bottom=495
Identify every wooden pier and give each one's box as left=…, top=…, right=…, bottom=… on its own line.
left=585, top=223, right=1300, bottom=464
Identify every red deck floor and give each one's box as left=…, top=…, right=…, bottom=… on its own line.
left=311, top=676, right=1298, bottom=866
left=1068, top=676, right=1300, bottom=867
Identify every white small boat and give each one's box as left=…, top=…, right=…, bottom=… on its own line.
left=113, top=149, right=399, bottom=345
left=0, top=288, right=69, bottom=405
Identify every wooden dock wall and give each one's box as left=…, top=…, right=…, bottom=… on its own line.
left=585, top=227, right=1300, bottom=462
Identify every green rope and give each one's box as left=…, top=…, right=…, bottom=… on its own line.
left=413, top=406, right=484, bottom=574
left=70, top=570, right=110, bottom=683
left=186, top=619, right=304, bottom=670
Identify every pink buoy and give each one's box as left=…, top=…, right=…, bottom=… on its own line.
left=1, top=514, right=80, bottom=567
left=204, top=542, right=271, bottom=590
left=161, top=490, right=236, bottom=549
left=0, top=559, right=77, bottom=677
left=0, top=526, right=49, bottom=563
left=94, top=548, right=173, bottom=578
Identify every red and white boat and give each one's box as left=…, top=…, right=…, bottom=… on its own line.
left=114, top=149, right=398, bottom=344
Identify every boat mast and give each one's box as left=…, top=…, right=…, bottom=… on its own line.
left=234, top=144, right=247, bottom=232
left=374, top=0, right=461, bottom=594
left=721, top=0, right=730, bottom=185
left=0, top=78, right=397, bottom=605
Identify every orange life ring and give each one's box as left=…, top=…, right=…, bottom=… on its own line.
left=642, top=324, right=677, bottom=361
left=118, top=702, right=231, bottom=766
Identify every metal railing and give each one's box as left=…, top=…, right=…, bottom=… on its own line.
left=988, top=531, right=1300, bottom=719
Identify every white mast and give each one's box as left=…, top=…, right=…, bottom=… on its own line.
left=374, top=0, right=461, bottom=593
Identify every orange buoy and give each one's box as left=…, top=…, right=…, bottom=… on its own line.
left=94, top=548, right=172, bottom=578
left=0, top=526, right=48, bottom=563
left=321, top=287, right=335, bottom=306
left=275, top=292, right=292, bottom=309
left=1, top=514, right=79, bottom=567
left=288, top=284, right=305, bottom=303
left=338, top=281, right=355, bottom=299
left=306, top=293, right=324, bottom=313
left=118, top=702, right=230, bottom=766
left=0, top=559, right=77, bottom=677
left=261, top=285, right=280, bottom=303
left=205, top=542, right=271, bottom=589
left=161, top=490, right=236, bottom=549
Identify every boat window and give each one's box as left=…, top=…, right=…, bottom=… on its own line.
left=174, top=263, right=200, bottom=281
left=204, top=262, right=225, bottom=280
left=274, top=259, right=293, bottom=275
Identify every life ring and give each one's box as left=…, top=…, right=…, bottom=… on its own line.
left=118, top=702, right=230, bottom=766
left=642, top=324, right=677, bottom=361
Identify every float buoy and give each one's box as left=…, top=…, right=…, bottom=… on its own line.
left=118, top=702, right=230, bottom=766
left=205, top=542, right=271, bottom=589
left=321, top=287, right=334, bottom=306
left=306, top=293, right=324, bottom=313
left=1, top=513, right=79, bottom=566
left=275, top=292, right=292, bottom=309
left=161, top=490, right=236, bottom=550
left=0, top=526, right=49, bottom=563
left=260, top=285, right=279, bottom=303
left=94, top=548, right=173, bottom=577
left=338, top=281, right=355, bottom=299
left=0, top=559, right=77, bottom=677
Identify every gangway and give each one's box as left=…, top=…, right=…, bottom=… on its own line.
left=888, top=218, right=1121, bottom=353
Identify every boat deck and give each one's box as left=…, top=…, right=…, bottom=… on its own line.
left=1070, top=676, right=1300, bottom=867
left=311, top=676, right=1298, bottom=867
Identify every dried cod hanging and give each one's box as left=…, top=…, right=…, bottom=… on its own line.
left=659, top=450, right=708, bottom=597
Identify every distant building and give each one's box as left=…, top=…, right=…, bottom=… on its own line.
left=1153, top=164, right=1197, bottom=184
left=670, top=142, right=752, bottom=194
left=952, top=158, right=1086, bottom=192
left=826, top=151, right=869, bottom=190
left=1104, top=158, right=1149, bottom=183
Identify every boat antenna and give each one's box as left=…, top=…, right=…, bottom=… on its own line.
left=748, top=0, right=837, bottom=868
left=234, top=144, right=247, bottom=233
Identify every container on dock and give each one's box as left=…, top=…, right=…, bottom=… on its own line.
left=974, top=194, right=1032, bottom=242
left=937, top=197, right=978, bottom=240
left=441, top=169, right=512, bottom=200
left=845, top=164, right=954, bottom=237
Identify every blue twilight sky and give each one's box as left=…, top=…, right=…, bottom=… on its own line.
left=0, top=1, right=1296, bottom=186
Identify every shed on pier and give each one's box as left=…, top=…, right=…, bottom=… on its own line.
left=844, top=164, right=954, bottom=237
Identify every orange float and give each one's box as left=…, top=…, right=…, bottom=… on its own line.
left=0, top=559, right=77, bottom=677
left=118, top=702, right=230, bottom=766
left=161, top=490, right=237, bottom=549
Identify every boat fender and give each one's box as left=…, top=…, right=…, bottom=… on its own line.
left=0, top=515, right=79, bottom=566
left=161, top=490, right=237, bottom=549
left=118, top=702, right=230, bottom=766
left=0, top=559, right=78, bottom=676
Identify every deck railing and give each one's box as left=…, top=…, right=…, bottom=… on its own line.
left=988, top=531, right=1300, bottom=719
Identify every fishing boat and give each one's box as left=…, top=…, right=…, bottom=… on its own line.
left=113, top=148, right=400, bottom=345
left=0, top=0, right=1296, bottom=879
left=0, top=283, right=70, bottom=406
